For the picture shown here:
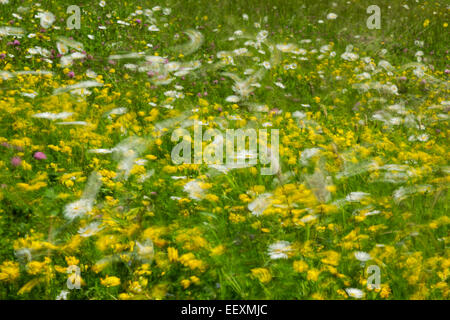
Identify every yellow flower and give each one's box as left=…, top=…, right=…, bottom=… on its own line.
left=253, top=185, right=265, bottom=194
left=151, top=284, right=168, bottom=299
left=198, top=98, right=209, bottom=107
left=0, top=261, right=20, bottom=282
left=205, top=194, right=219, bottom=202
left=210, top=245, right=225, bottom=256
left=167, top=247, right=179, bottom=262
left=311, top=293, right=324, bottom=300
left=293, top=260, right=309, bottom=273
left=181, top=279, right=191, bottom=289
left=423, top=19, right=430, bottom=28
left=26, top=260, right=48, bottom=275
left=18, top=278, right=41, bottom=295
left=251, top=268, right=272, bottom=284
left=380, top=284, right=391, bottom=298
left=100, top=276, right=121, bottom=287
left=321, top=250, right=340, bottom=266
left=190, top=276, right=200, bottom=284
left=443, top=23, right=448, bottom=28
left=307, top=269, right=320, bottom=281
left=119, top=293, right=133, bottom=300
left=65, top=256, right=79, bottom=266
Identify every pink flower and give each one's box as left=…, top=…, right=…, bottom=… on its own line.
left=11, top=157, right=22, bottom=167
left=67, top=71, right=75, bottom=78
left=33, top=152, right=47, bottom=160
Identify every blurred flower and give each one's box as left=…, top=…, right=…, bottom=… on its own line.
left=33, top=152, right=47, bottom=160
left=35, top=11, right=55, bottom=29
left=345, top=288, right=365, bottom=299
left=268, top=241, right=292, bottom=259
left=100, top=276, right=120, bottom=287
left=11, top=157, right=21, bottom=167
left=354, top=251, right=371, bottom=262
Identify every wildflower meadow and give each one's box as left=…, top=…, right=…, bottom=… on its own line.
left=0, top=0, right=448, bottom=300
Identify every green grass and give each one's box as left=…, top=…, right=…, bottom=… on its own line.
left=0, top=0, right=448, bottom=300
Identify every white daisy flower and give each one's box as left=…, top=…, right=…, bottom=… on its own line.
left=56, top=290, right=70, bottom=300
left=261, top=61, right=271, bottom=69
left=341, top=52, right=359, bottom=61
left=327, top=13, right=338, bottom=20
left=56, top=42, right=69, bottom=55
left=78, top=222, right=103, bottom=237
left=148, top=25, right=160, bottom=32
left=354, top=251, right=371, bottom=262
left=256, top=30, right=268, bottom=41
left=248, top=193, right=272, bottom=216
left=417, top=134, right=429, bottom=142
left=300, top=148, right=321, bottom=165
left=117, top=20, right=130, bottom=26
left=276, top=43, right=296, bottom=52
left=56, top=121, right=89, bottom=126
left=225, top=95, right=240, bottom=103
left=292, top=111, right=307, bottom=119
left=345, top=192, right=370, bottom=202
left=135, top=240, right=154, bottom=263
left=21, top=92, right=38, bottom=98
left=86, top=69, right=97, bottom=78
left=32, top=112, right=73, bottom=120
left=88, top=149, right=113, bottom=154
left=184, top=180, right=206, bottom=200
left=267, top=241, right=292, bottom=260
left=0, top=26, right=24, bottom=37
left=35, top=11, right=55, bottom=29
left=300, top=214, right=318, bottom=223
left=64, top=199, right=93, bottom=220
left=345, top=288, right=365, bottom=299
